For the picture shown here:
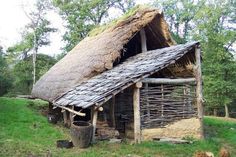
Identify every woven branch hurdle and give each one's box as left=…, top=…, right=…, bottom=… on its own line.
left=140, top=83, right=197, bottom=129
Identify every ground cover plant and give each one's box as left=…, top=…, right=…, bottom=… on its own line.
left=0, top=97, right=236, bottom=157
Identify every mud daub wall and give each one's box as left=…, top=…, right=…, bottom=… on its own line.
left=142, top=117, right=201, bottom=140
left=140, top=83, right=197, bottom=129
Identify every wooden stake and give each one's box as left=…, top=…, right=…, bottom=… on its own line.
left=140, top=29, right=147, bottom=52
left=92, top=106, right=98, bottom=143
left=133, top=82, right=142, bottom=143
left=195, top=45, right=204, bottom=139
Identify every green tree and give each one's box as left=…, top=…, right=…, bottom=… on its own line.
left=154, top=0, right=236, bottom=117
left=12, top=54, right=56, bottom=94
left=53, top=0, right=135, bottom=51
left=8, top=0, right=56, bottom=84
left=193, top=0, right=236, bottom=117
left=153, top=0, right=204, bottom=43
left=7, top=32, right=34, bottom=61
left=0, top=46, right=12, bottom=96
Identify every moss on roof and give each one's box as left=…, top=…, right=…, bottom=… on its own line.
left=88, top=5, right=152, bottom=37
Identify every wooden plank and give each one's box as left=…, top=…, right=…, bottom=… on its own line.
left=142, top=78, right=196, bottom=84
left=140, top=29, right=147, bottom=52
left=55, top=105, right=86, bottom=117
left=195, top=45, right=204, bottom=139
left=92, top=107, right=98, bottom=143
left=133, top=82, right=142, bottom=143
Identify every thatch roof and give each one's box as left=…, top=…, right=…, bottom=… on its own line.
left=54, top=42, right=199, bottom=108
left=32, top=6, right=174, bottom=102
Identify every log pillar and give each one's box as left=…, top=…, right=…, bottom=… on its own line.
left=110, top=96, right=116, bottom=127
left=140, top=29, right=147, bottom=52
left=63, top=111, right=70, bottom=127
left=133, top=82, right=142, bottom=143
left=195, top=44, right=204, bottom=139
left=92, top=106, right=98, bottom=143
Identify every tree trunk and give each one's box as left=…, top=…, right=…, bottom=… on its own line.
left=224, top=104, right=229, bottom=118
left=33, top=50, right=36, bottom=85
left=32, top=32, right=37, bottom=85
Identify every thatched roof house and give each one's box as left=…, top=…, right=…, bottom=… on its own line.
left=32, top=6, right=203, bottom=144
left=32, top=7, right=174, bottom=102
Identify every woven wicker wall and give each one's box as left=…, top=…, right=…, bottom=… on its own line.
left=140, top=83, right=197, bottom=129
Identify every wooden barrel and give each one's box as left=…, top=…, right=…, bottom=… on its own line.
left=70, top=121, right=93, bottom=148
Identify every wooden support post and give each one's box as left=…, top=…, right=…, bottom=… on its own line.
left=110, top=96, right=116, bottom=127
left=140, top=29, right=147, bottom=52
left=133, top=82, right=142, bottom=143
left=92, top=106, right=98, bottom=143
left=69, top=106, right=74, bottom=127
left=63, top=110, right=68, bottom=125
left=195, top=45, right=204, bottom=139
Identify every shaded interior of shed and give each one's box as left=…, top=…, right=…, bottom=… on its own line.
left=113, top=15, right=171, bottom=66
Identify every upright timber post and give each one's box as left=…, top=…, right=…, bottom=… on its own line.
left=133, top=82, right=142, bottom=143
left=92, top=106, right=98, bottom=143
left=140, top=29, right=147, bottom=52
left=195, top=44, right=204, bottom=139
left=110, top=96, right=116, bottom=127
left=135, top=28, right=145, bottom=143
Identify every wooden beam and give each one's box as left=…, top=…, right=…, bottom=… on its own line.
left=55, top=105, right=86, bottom=117
left=140, top=29, right=147, bottom=52
left=92, top=106, right=98, bottom=143
left=195, top=45, right=204, bottom=139
left=142, top=78, right=196, bottom=84
left=133, top=82, right=142, bottom=143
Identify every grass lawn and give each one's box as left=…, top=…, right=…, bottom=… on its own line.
left=0, top=97, right=236, bottom=157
